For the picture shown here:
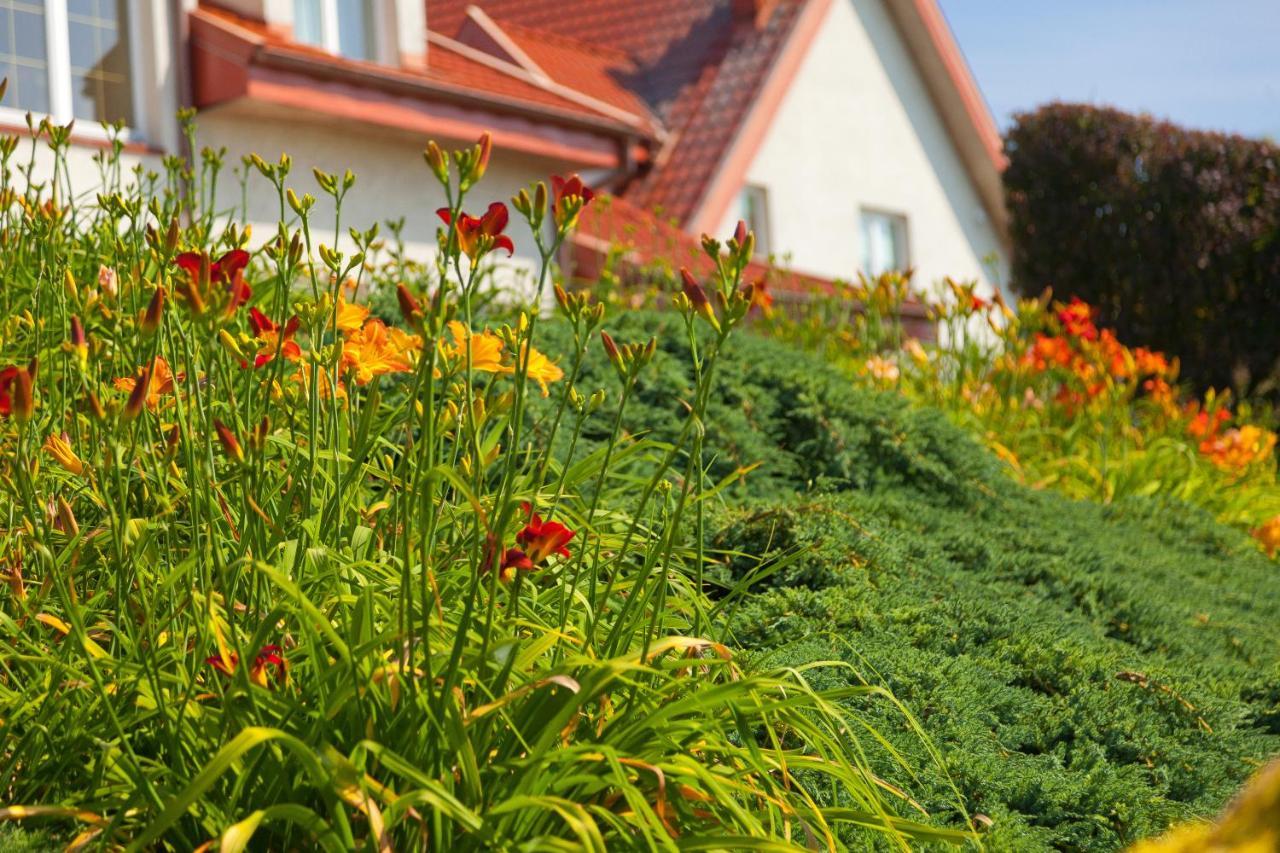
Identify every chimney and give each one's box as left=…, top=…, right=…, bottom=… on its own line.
left=732, top=0, right=780, bottom=29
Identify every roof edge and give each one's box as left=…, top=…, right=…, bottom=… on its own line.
left=882, top=0, right=1009, bottom=242
left=686, top=0, right=834, bottom=234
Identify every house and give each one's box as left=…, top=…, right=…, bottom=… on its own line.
left=2, top=0, right=1008, bottom=307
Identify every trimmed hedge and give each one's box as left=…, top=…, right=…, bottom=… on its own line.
left=539, top=313, right=1280, bottom=849
left=1004, top=103, right=1280, bottom=398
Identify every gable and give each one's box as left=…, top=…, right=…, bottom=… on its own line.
left=708, top=0, right=1008, bottom=291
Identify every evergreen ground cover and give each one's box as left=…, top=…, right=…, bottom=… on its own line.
left=545, top=311, right=1280, bottom=850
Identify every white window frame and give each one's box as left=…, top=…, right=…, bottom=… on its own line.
left=860, top=207, right=911, bottom=276
left=740, top=183, right=772, bottom=258
left=0, top=0, right=146, bottom=142
left=297, top=0, right=384, bottom=62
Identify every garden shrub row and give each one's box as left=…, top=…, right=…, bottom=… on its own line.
left=1004, top=103, right=1280, bottom=398
left=542, top=313, right=1280, bottom=850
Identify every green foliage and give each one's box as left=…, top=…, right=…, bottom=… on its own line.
left=556, top=315, right=1280, bottom=850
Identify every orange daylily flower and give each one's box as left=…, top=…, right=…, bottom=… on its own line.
left=1254, top=515, right=1280, bottom=557
left=517, top=343, right=564, bottom=396
left=1199, top=425, right=1277, bottom=471
left=335, top=296, right=370, bottom=335
left=341, top=319, right=418, bottom=385
left=43, top=433, right=85, bottom=476
left=443, top=321, right=508, bottom=374
left=436, top=202, right=515, bottom=259
left=114, top=356, right=180, bottom=412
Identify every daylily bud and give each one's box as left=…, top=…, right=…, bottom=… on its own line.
left=218, top=329, right=246, bottom=359
left=214, top=419, right=244, bottom=464
left=69, top=316, right=87, bottom=367
left=424, top=141, right=449, bottom=185
left=141, top=286, right=165, bottom=335
left=600, top=330, right=622, bottom=371
left=63, top=268, right=78, bottom=301
left=553, top=283, right=570, bottom=314
left=472, top=132, right=492, bottom=183
left=701, top=235, right=721, bottom=260
left=12, top=365, right=33, bottom=422
left=680, top=268, right=719, bottom=330
left=86, top=391, right=106, bottom=421
left=123, top=367, right=150, bottom=421
left=250, top=416, right=270, bottom=455
left=164, top=216, right=181, bottom=255
left=55, top=496, right=78, bottom=537
left=533, top=181, right=548, bottom=228
left=734, top=219, right=749, bottom=248
left=396, top=284, right=423, bottom=331
left=165, top=424, right=181, bottom=458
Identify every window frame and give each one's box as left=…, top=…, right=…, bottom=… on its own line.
left=295, top=0, right=382, bottom=62
left=0, top=0, right=146, bottom=142
left=740, top=183, right=772, bottom=258
left=859, top=206, right=911, bottom=276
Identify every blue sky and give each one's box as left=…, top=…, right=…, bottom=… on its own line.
left=936, top=0, right=1280, bottom=140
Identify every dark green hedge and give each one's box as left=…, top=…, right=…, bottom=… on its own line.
left=538, top=313, right=1280, bottom=850
left=1004, top=103, right=1280, bottom=398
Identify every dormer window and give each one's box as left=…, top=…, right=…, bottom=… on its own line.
left=0, top=0, right=138, bottom=131
left=294, top=0, right=375, bottom=61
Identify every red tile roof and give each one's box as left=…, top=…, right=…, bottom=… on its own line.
left=192, top=3, right=650, bottom=135
left=433, top=0, right=810, bottom=225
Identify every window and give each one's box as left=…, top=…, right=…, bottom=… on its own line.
left=294, top=0, right=376, bottom=61
left=738, top=184, right=771, bottom=257
left=0, top=0, right=136, bottom=127
left=860, top=209, right=909, bottom=276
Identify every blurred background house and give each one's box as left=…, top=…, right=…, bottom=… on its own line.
left=2, top=0, right=1008, bottom=301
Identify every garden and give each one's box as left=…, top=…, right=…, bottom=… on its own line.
left=1, top=112, right=1278, bottom=851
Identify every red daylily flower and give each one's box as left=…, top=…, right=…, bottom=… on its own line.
left=173, top=248, right=252, bottom=316
left=1057, top=297, right=1098, bottom=341
left=245, top=308, right=302, bottom=368
left=0, top=361, right=35, bottom=420
left=517, top=502, right=575, bottom=565
left=436, top=202, right=514, bottom=259
left=206, top=644, right=287, bottom=689
left=551, top=174, right=595, bottom=228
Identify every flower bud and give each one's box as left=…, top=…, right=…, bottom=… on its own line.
left=69, top=316, right=87, bottom=367
left=396, top=283, right=423, bottom=331
left=424, top=141, right=449, bottom=185
left=214, top=419, right=244, bottom=464
left=122, top=366, right=150, bottom=421
left=12, top=362, right=34, bottom=422
left=141, top=285, right=165, bottom=335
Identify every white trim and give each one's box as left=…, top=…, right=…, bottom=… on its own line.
left=463, top=5, right=549, bottom=81
left=45, top=0, right=72, bottom=121
left=319, top=0, right=340, bottom=54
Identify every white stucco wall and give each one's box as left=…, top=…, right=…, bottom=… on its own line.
left=196, top=105, right=565, bottom=298
left=712, top=0, right=1008, bottom=299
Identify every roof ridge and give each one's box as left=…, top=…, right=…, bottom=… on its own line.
left=427, top=31, right=655, bottom=131
left=483, top=14, right=638, bottom=66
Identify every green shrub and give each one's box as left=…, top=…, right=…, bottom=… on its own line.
left=1004, top=103, right=1280, bottom=399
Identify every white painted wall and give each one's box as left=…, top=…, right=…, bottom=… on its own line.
left=712, top=0, right=1009, bottom=300
left=196, top=104, right=562, bottom=298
